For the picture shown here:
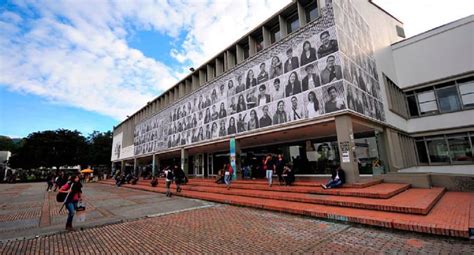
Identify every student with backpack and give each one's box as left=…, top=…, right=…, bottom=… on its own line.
left=58, top=175, right=83, bottom=231
left=164, top=167, right=174, bottom=197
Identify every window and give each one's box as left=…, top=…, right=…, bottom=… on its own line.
left=305, top=1, right=319, bottom=23
left=447, top=134, right=473, bottom=163
left=436, top=85, right=461, bottom=112
left=255, top=36, right=264, bottom=52
left=405, top=75, right=474, bottom=117
left=270, top=23, right=281, bottom=43
left=287, top=14, right=299, bottom=34
left=417, top=91, right=438, bottom=115
left=458, top=78, right=474, bottom=108
left=426, top=137, right=449, bottom=163
left=415, top=139, right=429, bottom=164
left=406, top=95, right=419, bottom=117
left=415, top=133, right=474, bottom=165
left=384, top=74, right=408, bottom=118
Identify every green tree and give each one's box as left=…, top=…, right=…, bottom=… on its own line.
left=9, top=129, right=88, bottom=170
left=0, top=136, right=19, bottom=152
left=86, top=130, right=112, bottom=167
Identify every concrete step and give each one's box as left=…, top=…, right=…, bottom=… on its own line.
left=183, top=180, right=410, bottom=199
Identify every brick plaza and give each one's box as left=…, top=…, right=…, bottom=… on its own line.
left=0, top=182, right=473, bottom=254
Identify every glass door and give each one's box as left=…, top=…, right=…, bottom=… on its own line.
left=193, top=154, right=204, bottom=176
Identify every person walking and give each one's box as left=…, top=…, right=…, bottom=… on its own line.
left=46, top=174, right=54, bottom=192
left=264, top=154, right=275, bottom=187
left=164, top=168, right=174, bottom=197
left=173, top=164, right=185, bottom=193
left=275, top=154, right=285, bottom=185
left=224, top=163, right=233, bottom=190
left=58, top=175, right=83, bottom=231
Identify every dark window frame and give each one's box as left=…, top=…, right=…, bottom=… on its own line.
left=414, top=132, right=474, bottom=166
left=405, top=75, right=474, bottom=118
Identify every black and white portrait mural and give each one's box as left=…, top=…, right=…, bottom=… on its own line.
left=132, top=0, right=384, bottom=156
left=332, top=0, right=384, bottom=122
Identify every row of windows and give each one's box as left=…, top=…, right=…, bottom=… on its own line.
left=127, top=0, right=320, bottom=125
left=415, top=132, right=474, bottom=165
left=384, top=75, right=474, bottom=119
left=406, top=76, right=474, bottom=117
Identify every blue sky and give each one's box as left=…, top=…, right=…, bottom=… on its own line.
left=0, top=0, right=472, bottom=138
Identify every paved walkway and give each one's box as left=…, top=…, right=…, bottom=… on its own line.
left=0, top=182, right=213, bottom=241
left=1, top=204, right=473, bottom=254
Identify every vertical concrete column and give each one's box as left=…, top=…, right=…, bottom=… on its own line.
left=133, top=158, right=138, bottom=176
left=335, top=115, right=359, bottom=183
left=375, top=130, right=389, bottom=174
left=121, top=160, right=125, bottom=173
left=229, top=138, right=241, bottom=180
left=236, top=44, right=244, bottom=64
left=297, top=0, right=307, bottom=28
left=262, top=26, right=271, bottom=48
left=248, top=36, right=256, bottom=57
left=181, top=148, right=189, bottom=175
left=279, top=15, right=288, bottom=37
left=152, top=154, right=156, bottom=177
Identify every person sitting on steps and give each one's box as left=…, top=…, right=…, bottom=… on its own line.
left=321, top=166, right=345, bottom=189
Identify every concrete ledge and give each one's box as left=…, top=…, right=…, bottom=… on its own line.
left=375, top=173, right=432, bottom=188
left=430, top=173, right=474, bottom=192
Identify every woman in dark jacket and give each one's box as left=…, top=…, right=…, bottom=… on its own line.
left=59, top=175, right=82, bottom=230
left=321, top=166, right=345, bottom=189
left=300, top=40, right=317, bottom=66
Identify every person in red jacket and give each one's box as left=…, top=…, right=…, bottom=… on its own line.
left=224, top=163, right=233, bottom=190
left=59, top=175, right=82, bottom=230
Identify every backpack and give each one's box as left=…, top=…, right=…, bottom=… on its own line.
left=166, top=171, right=174, bottom=180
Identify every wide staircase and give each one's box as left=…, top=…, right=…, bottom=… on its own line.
left=100, top=177, right=474, bottom=239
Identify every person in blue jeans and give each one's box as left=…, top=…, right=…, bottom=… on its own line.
left=322, top=166, right=345, bottom=189
left=59, top=175, right=82, bottom=230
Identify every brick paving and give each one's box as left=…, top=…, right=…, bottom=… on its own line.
left=1, top=205, right=473, bottom=254
left=0, top=182, right=213, bottom=241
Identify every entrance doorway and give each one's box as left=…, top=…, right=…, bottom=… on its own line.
left=192, top=154, right=205, bottom=176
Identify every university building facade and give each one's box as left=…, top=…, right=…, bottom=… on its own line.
left=111, top=0, right=474, bottom=185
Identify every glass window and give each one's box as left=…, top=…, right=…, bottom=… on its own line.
left=407, top=95, right=419, bottom=117
left=436, top=86, right=461, bottom=112
left=305, top=2, right=319, bottom=23
left=447, top=134, right=473, bottom=163
left=415, top=140, right=429, bottom=164
left=426, top=137, right=449, bottom=163
left=458, top=80, right=474, bottom=108
left=417, top=90, right=438, bottom=114
left=256, top=37, right=264, bottom=52
left=287, top=15, right=299, bottom=34
left=270, top=27, right=281, bottom=43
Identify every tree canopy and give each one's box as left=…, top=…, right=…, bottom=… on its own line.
left=8, top=129, right=112, bottom=170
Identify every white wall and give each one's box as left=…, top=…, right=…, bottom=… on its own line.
left=407, top=109, right=474, bottom=133
left=392, top=15, right=474, bottom=88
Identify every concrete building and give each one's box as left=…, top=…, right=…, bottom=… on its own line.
left=111, top=0, right=473, bottom=185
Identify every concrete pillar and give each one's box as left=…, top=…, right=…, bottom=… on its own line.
left=236, top=44, right=244, bottom=64
left=181, top=148, right=189, bottom=175
left=279, top=15, right=288, bottom=37
left=152, top=154, right=156, bottom=177
left=297, top=0, right=307, bottom=28
left=335, top=115, right=359, bottom=183
left=133, top=158, right=137, bottom=176
left=375, top=130, right=389, bottom=174
left=230, top=138, right=241, bottom=180
left=262, top=26, right=271, bottom=48
left=248, top=36, right=256, bottom=57
left=120, top=160, right=125, bottom=173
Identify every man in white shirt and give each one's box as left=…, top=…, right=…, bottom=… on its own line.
left=272, top=78, right=285, bottom=101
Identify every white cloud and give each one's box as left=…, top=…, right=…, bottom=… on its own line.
left=0, top=0, right=291, bottom=121
left=373, top=0, right=474, bottom=37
